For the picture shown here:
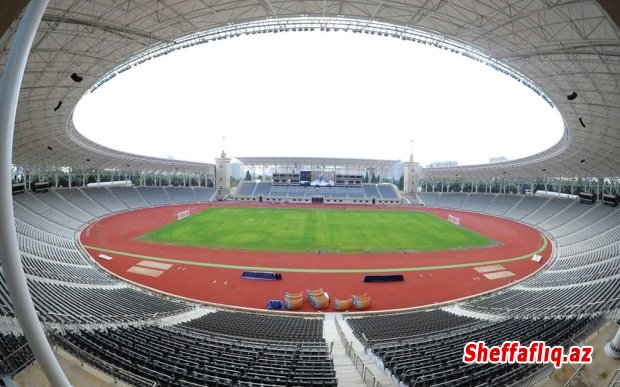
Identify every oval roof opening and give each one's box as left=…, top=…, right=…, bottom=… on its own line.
left=73, top=18, right=563, bottom=167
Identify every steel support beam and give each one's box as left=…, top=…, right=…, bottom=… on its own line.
left=605, top=324, right=620, bottom=359
left=0, top=1, right=71, bottom=386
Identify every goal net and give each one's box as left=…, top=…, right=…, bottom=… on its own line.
left=94, top=224, right=109, bottom=252
left=176, top=209, right=190, bottom=221
left=447, top=214, right=460, bottom=226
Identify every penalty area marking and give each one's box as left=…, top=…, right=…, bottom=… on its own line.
left=82, top=235, right=548, bottom=274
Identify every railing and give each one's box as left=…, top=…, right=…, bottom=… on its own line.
left=608, top=369, right=620, bottom=387
left=350, top=349, right=383, bottom=387
left=41, top=311, right=160, bottom=330
left=563, top=363, right=586, bottom=387
left=334, top=316, right=351, bottom=352
left=570, top=313, right=608, bottom=345
left=335, top=318, right=383, bottom=387
left=511, top=314, right=610, bottom=387
left=608, top=308, right=620, bottom=322
left=562, top=315, right=617, bottom=387
left=49, top=332, right=157, bottom=387
left=2, top=341, right=35, bottom=377
left=506, top=365, right=554, bottom=387
left=349, top=313, right=610, bottom=387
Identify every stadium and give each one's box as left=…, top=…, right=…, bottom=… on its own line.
left=0, top=1, right=619, bottom=387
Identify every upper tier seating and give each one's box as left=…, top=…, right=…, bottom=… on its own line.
left=420, top=192, right=620, bottom=316
left=1, top=187, right=212, bottom=323
left=108, top=187, right=147, bottom=209
left=28, top=281, right=191, bottom=324
left=193, top=187, right=216, bottom=202
left=377, top=184, right=399, bottom=199
left=253, top=182, right=272, bottom=197
left=81, top=188, right=129, bottom=212
left=483, top=195, right=523, bottom=216
left=138, top=187, right=173, bottom=206
left=362, top=184, right=381, bottom=198
left=165, top=187, right=197, bottom=204
left=55, top=189, right=109, bottom=217
left=232, top=182, right=401, bottom=202
left=13, top=194, right=83, bottom=230
left=2, top=188, right=614, bottom=387
left=503, top=196, right=549, bottom=220
left=460, top=193, right=495, bottom=212
left=34, top=191, right=94, bottom=223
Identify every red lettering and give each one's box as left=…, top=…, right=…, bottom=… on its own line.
left=580, top=346, right=593, bottom=364
left=550, top=346, right=563, bottom=368
left=517, top=346, right=528, bottom=363
left=476, top=342, right=488, bottom=363
left=489, top=347, right=500, bottom=363
left=463, top=342, right=477, bottom=363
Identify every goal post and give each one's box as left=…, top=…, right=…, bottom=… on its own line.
left=95, top=224, right=109, bottom=252
left=176, top=209, right=190, bottom=221
left=447, top=214, right=460, bottom=226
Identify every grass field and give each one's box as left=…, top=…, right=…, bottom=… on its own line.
left=140, top=207, right=494, bottom=253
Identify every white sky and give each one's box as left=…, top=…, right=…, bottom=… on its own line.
left=73, top=31, right=564, bottom=167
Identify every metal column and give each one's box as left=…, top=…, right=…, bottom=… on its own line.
left=605, top=324, right=620, bottom=360
left=0, top=1, right=72, bottom=385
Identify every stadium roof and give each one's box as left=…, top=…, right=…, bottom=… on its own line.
left=1, top=0, right=619, bottom=180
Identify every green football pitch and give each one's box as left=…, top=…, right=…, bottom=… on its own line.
left=140, top=207, right=494, bottom=253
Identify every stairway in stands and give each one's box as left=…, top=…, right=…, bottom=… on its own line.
left=323, top=314, right=396, bottom=386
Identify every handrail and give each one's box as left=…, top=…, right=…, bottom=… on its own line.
left=3, top=341, right=31, bottom=362
left=564, top=363, right=586, bottom=387
left=570, top=314, right=607, bottom=345
left=334, top=317, right=352, bottom=354
left=505, top=365, right=554, bottom=387
left=335, top=318, right=383, bottom=387
left=507, top=314, right=609, bottom=387
left=608, top=369, right=620, bottom=387
left=2, top=341, right=35, bottom=377
left=44, top=311, right=159, bottom=320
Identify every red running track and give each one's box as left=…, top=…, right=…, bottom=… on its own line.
left=80, top=203, right=551, bottom=312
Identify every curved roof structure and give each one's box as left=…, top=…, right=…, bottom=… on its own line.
left=1, top=0, right=619, bottom=180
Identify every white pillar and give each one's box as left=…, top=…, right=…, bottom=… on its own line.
left=605, top=324, right=620, bottom=359
left=0, top=1, right=71, bottom=386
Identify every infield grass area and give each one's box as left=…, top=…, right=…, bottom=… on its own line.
left=140, top=207, right=494, bottom=253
